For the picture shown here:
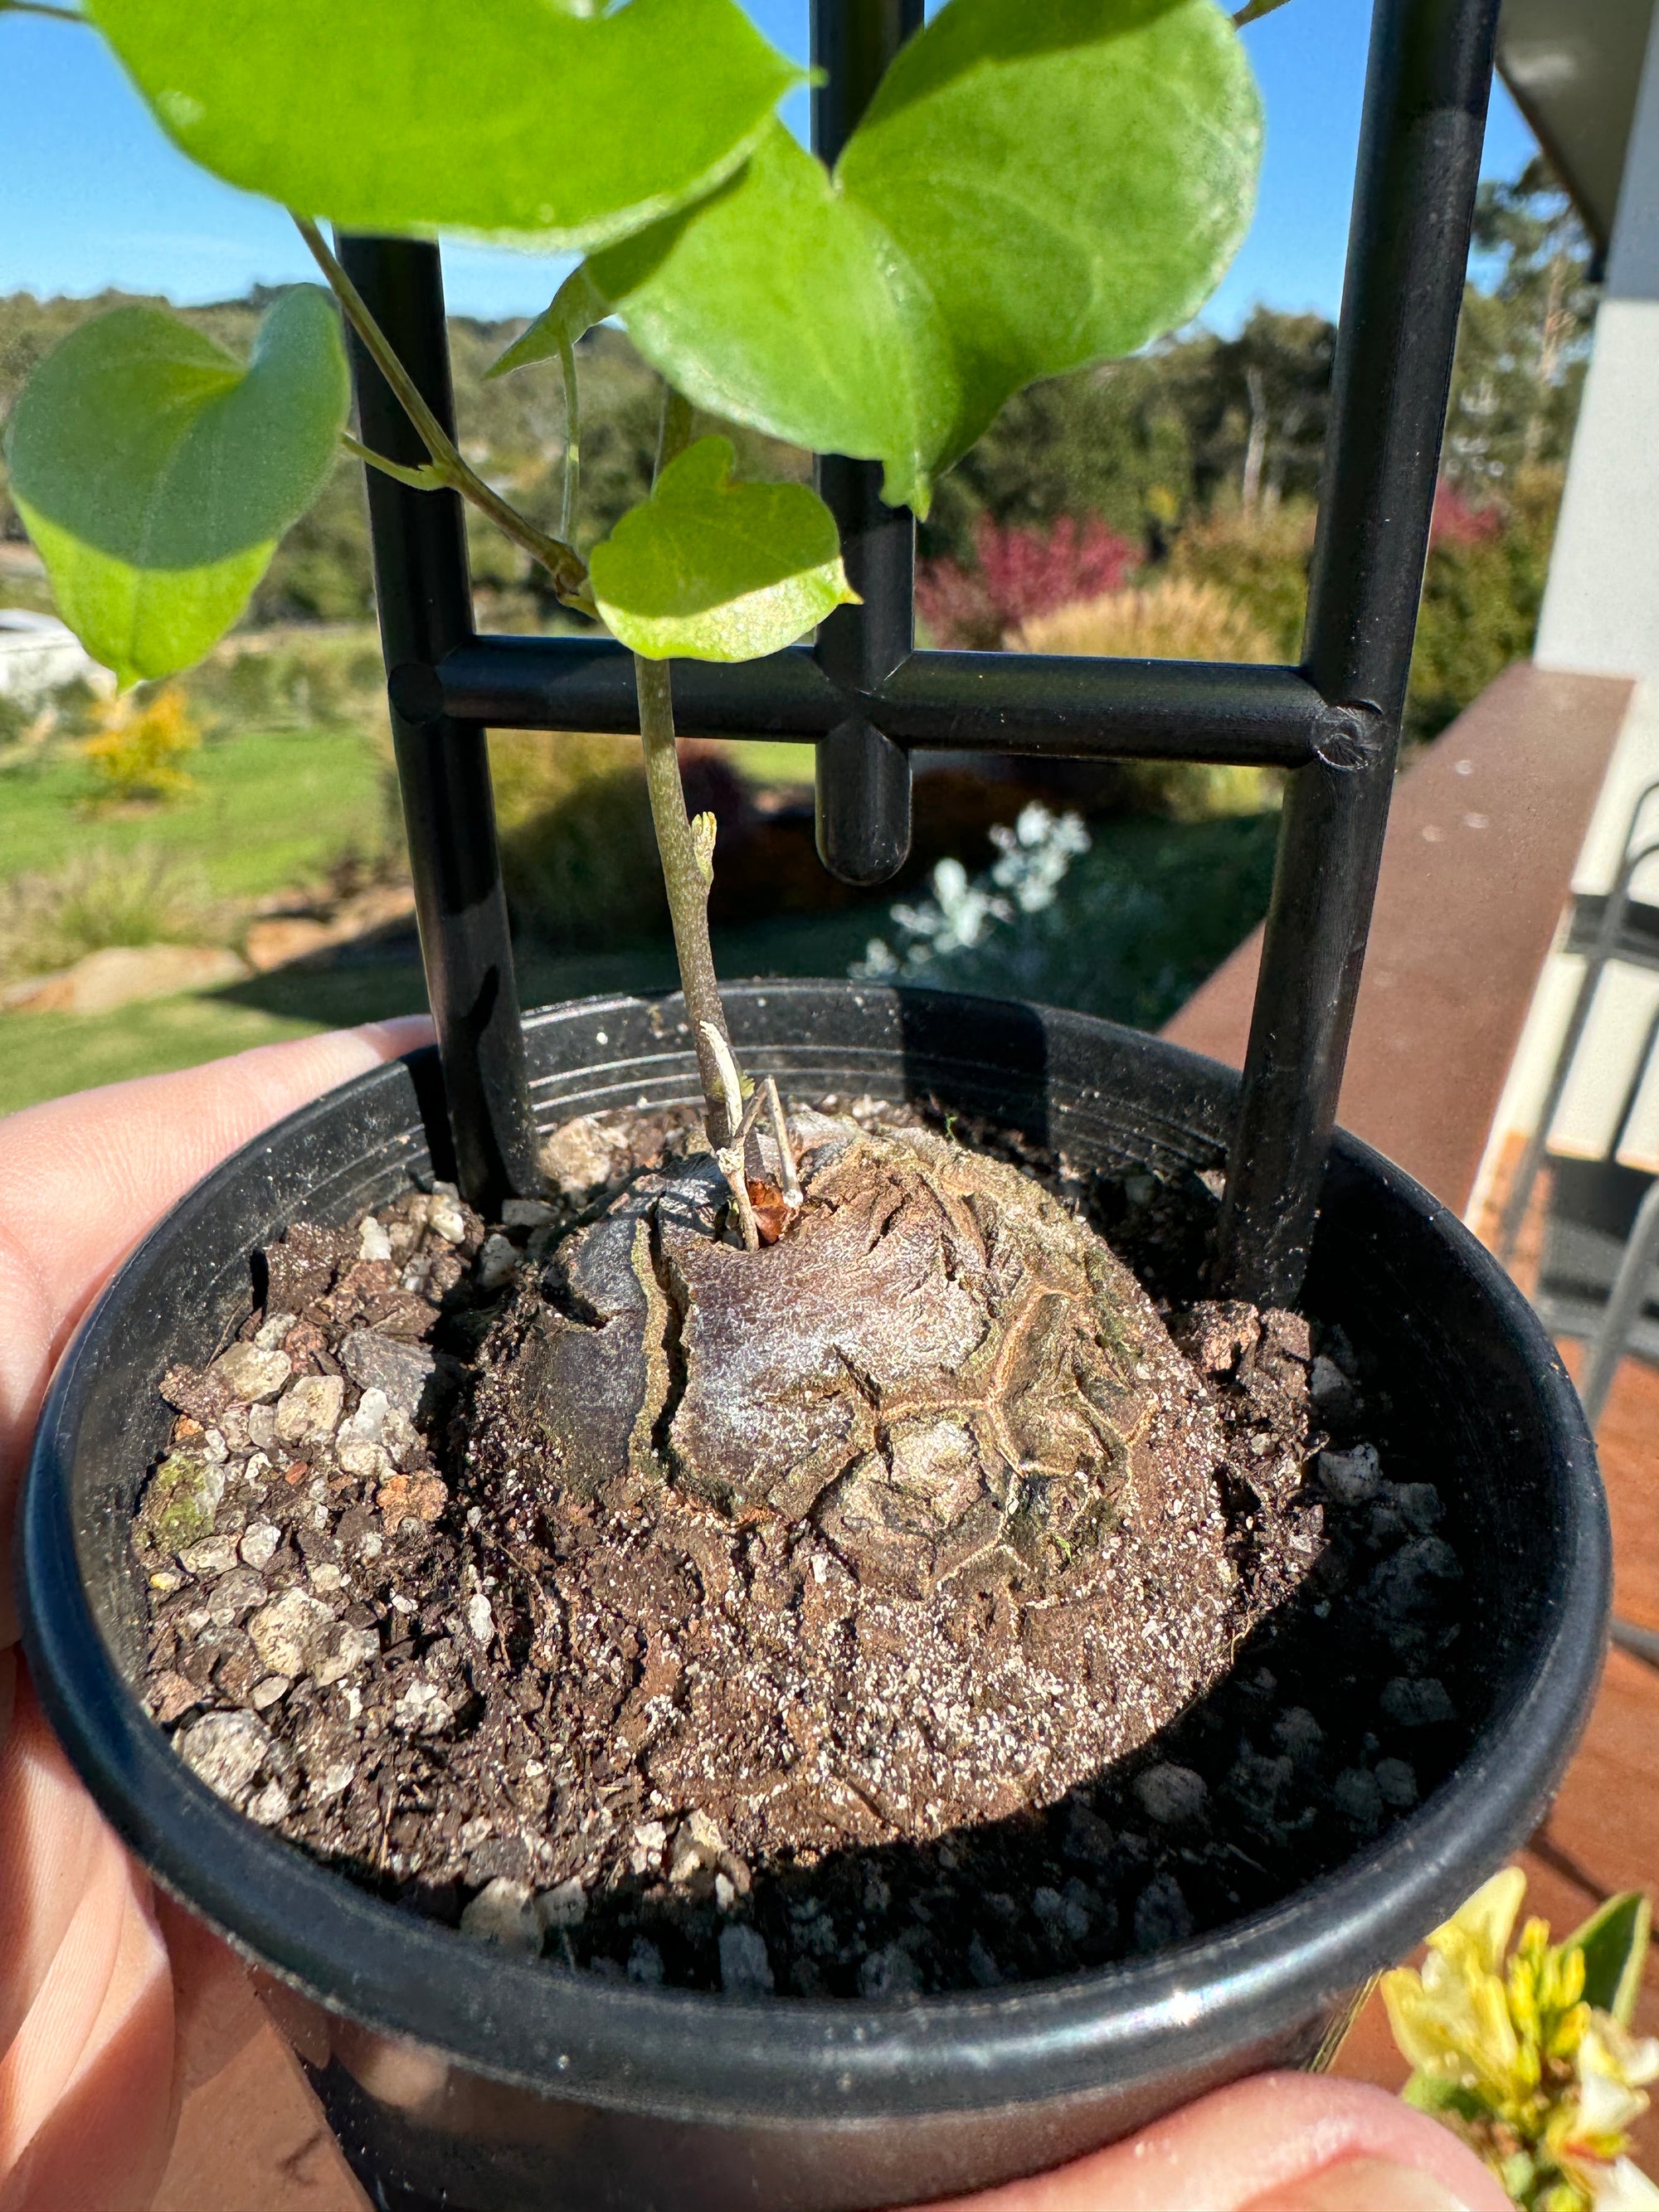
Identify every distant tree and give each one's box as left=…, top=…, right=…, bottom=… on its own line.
left=1443, top=157, right=1596, bottom=490
left=923, top=351, right=1200, bottom=567
left=1175, top=308, right=1335, bottom=515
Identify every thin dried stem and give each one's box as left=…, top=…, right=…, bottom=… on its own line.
left=763, top=1079, right=802, bottom=1209
left=716, top=1147, right=761, bottom=1252
left=294, top=213, right=591, bottom=607
left=1232, top=0, right=1292, bottom=23
left=702, top=1022, right=747, bottom=1137
left=0, top=2, right=85, bottom=21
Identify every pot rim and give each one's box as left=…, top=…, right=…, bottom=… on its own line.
left=17, top=984, right=1608, bottom=2127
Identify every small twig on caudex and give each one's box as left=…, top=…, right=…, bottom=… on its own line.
left=703, top=1023, right=761, bottom=1252
left=763, top=1078, right=802, bottom=1213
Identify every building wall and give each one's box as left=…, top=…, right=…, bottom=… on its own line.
left=1536, top=1, right=1659, bottom=682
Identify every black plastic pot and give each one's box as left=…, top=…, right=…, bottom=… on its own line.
left=20, top=982, right=1608, bottom=2212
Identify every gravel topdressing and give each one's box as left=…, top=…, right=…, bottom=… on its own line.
left=134, top=1101, right=1469, bottom=1999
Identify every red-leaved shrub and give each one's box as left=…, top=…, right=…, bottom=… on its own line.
left=916, top=514, right=1138, bottom=648
left=1430, top=482, right=1504, bottom=547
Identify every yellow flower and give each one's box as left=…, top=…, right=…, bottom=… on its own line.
left=1454, top=1869, right=1530, bottom=1976
left=1383, top=1870, right=1529, bottom=2105
left=1384, top=1870, right=1659, bottom=2212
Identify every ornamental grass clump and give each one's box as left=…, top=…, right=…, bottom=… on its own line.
left=1384, top=1869, right=1659, bottom=2212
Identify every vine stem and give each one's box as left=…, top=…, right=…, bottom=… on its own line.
left=292, top=213, right=593, bottom=610
left=635, top=383, right=736, bottom=1147
left=635, top=654, right=736, bottom=1146
left=1232, top=0, right=1292, bottom=23
left=557, top=331, right=581, bottom=545
left=0, top=2, right=85, bottom=21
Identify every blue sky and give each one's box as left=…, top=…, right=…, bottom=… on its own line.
left=0, top=1, right=1536, bottom=331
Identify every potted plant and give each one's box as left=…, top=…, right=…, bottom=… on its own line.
left=7, top=1, right=1608, bottom=2208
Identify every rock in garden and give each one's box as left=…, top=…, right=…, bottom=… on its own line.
left=358, top=1217, right=394, bottom=1262
left=1318, top=1444, right=1381, bottom=1504
left=178, top=1535, right=239, bottom=1579
left=1132, top=1764, right=1209, bottom=1827
left=1389, top=1482, right=1444, bottom=1534
left=209, top=1344, right=293, bottom=1406
left=275, top=1373, right=344, bottom=1444
left=1365, top=1536, right=1463, bottom=1621
left=1033, top=1884, right=1092, bottom=1942
left=501, top=1198, right=557, bottom=1233
left=148, top=1670, right=202, bottom=1725
left=393, top=1677, right=451, bottom=1733
left=717, top=1923, right=775, bottom=1996
left=1379, top=1676, right=1455, bottom=1728
left=460, top=1878, right=542, bottom=1952
left=313, top=1624, right=379, bottom=1688
left=1272, top=1708, right=1325, bottom=1767
left=1132, top=1874, right=1194, bottom=1951
left=856, top=1942, right=917, bottom=2000
left=239, top=1522, right=281, bottom=1569
left=1333, top=1767, right=1384, bottom=1830
left=246, top=1782, right=293, bottom=1826
left=475, top=1233, right=518, bottom=1291
left=1375, top=1757, right=1418, bottom=1808
left=138, top=1452, right=227, bottom=1553
left=247, top=1587, right=335, bottom=1677
left=541, top=1113, right=626, bottom=1194
left=627, top=1938, right=665, bottom=1985
left=376, top=1471, right=448, bottom=1525
left=176, top=1710, right=270, bottom=1808
left=538, top=1879, right=586, bottom=1931
left=338, top=1387, right=389, bottom=1448
left=341, top=1330, right=437, bottom=1418
left=427, top=1185, right=468, bottom=1244
left=205, top=1568, right=266, bottom=1626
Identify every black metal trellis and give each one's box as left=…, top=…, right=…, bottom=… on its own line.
left=341, top=0, right=1501, bottom=1309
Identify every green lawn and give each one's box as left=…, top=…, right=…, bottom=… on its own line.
left=0, top=696, right=1278, bottom=1120
left=0, top=815, right=1279, bottom=1119
left=0, top=908, right=882, bottom=1117
left=0, top=724, right=390, bottom=898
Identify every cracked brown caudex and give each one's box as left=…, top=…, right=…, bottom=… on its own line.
left=487, top=1120, right=1197, bottom=1600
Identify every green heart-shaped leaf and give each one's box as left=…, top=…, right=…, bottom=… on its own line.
left=5, top=289, right=349, bottom=683
left=89, top=0, right=800, bottom=248
left=589, top=436, right=859, bottom=661
left=843, top=0, right=1262, bottom=463
left=574, top=0, right=1260, bottom=511
left=588, top=125, right=959, bottom=512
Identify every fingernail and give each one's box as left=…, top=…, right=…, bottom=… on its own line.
left=1247, top=2157, right=1472, bottom=2212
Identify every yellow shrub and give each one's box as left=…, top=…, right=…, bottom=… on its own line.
left=1012, top=582, right=1282, bottom=820
left=1010, top=576, right=1277, bottom=664
left=488, top=729, right=664, bottom=946
left=82, top=685, right=202, bottom=805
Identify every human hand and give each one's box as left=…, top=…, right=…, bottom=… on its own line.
left=0, top=1020, right=431, bottom=2212
left=932, top=2070, right=1510, bottom=2210
left=0, top=1023, right=1509, bottom=2212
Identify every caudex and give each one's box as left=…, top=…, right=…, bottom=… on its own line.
left=2, top=0, right=1275, bottom=1208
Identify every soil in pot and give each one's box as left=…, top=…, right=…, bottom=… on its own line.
left=133, top=1098, right=1469, bottom=1999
